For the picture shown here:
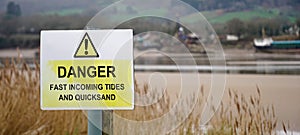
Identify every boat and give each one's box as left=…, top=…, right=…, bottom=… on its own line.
left=253, top=38, right=300, bottom=53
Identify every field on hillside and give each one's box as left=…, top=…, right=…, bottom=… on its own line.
left=99, top=6, right=298, bottom=24
left=43, top=9, right=84, bottom=16
left=183, top=8, right=298, bottom=24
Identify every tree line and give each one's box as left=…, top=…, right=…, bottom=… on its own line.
left=0, top=14, right=91, bottom=49
left=0, top=1, right=299, bottom=49
left=214, top=17, right=300, bottom=41
left=0, top=14, right=299, bottom=49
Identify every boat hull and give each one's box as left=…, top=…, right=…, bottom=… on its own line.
left=254, top=40, right=300, bottom=53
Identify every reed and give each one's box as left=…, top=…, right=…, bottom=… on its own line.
left=207, top=88, right=279, bottom=135
left=115, top=80, right=283, bottom=134
left=0, top=59, right=286, bottom=134
left=0, top=59, right=87, bottom=135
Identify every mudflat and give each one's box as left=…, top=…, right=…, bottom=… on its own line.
left=135, top=72, right=300, bottom=131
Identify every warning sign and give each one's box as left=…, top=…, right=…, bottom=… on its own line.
left=74, top=33, right=99, bottom=58
left=40, top=30, right=134, bottom=110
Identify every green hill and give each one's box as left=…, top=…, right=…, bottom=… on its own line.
left=182, top=7, right=299, bottom=24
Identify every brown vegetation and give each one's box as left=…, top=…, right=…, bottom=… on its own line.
left=0, top=59, right=288, bottom=134
left=0, top=59, right=87, bottom=135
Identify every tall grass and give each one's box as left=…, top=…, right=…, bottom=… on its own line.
left=0, top=59, right=87, bottom=135
left=115, top=81, right=284, bottom=134
left=0, top=59, right=286, bottom=134
left=208, top=87, right=278, bottom=135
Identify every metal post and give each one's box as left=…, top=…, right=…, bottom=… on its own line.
left=88, top=110, right=113, bottom=135
left=88, top=110, right=102, bottom=135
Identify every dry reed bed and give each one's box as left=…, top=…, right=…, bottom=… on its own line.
left=116, top=80, right=288, bottom=134
left=0, top=59, right=87, bottom=135
left=0, top=60, right=288, bottom=134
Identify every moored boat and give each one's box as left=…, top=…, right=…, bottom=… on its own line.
left=253, top=38, right=300, bottom=53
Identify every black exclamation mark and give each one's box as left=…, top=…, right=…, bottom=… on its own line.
left=84, top=39, right=88, bottom=55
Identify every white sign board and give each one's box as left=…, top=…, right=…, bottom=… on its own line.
left=40, top=30, right=134, bottom=110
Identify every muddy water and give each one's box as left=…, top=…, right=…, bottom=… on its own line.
left=134, top=72, right=300, bottom=132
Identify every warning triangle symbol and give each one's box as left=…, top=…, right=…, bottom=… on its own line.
left=74, top=32, right=99, bottom=58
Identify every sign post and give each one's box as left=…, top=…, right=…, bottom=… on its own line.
left=40, top=30, right=134, bottom=134
left=88, top=110, right=102, bottom=135
left=87, top=110, right=113, bottom=135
